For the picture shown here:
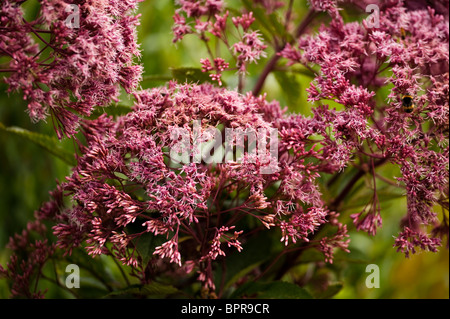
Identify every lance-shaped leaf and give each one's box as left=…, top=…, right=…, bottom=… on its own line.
left=0, top=123, right=76, bottom=166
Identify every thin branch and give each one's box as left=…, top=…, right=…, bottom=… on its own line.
left=284, top=0, right=295, bottom=31
left=252, top=53, right=281, bottom=96
left=294, top=9, right=317, bottom=39
left=22, top=18, right=66, bottom=56
left=0, top=47, right=16, bottom=59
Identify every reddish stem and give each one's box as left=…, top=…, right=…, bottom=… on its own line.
left=252, top=10, right=317, bottom=96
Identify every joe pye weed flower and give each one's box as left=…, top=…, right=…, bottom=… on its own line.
left=0, top=0, right=448, bottom=299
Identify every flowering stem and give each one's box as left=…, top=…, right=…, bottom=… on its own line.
left=218, top=259, right=227, bottom=298
left=357, top=148, right=386, bottom=159
left=284, top=0, right=295, bottom=31
left=371, top=158, right=381, bottom=215
left=224, top=207, right=255, bottom=227
left=33, top=44, right=50, bottom=59
left=216, top=201, right=249, bottom=216
left=238, top=72, right=244, bottom=94
left=181, top=221, right=202, bottom=245
left=34, top=263, right=45, bottom=294
left=252, top=53, right=280, bottom=96
left=353, top=162, right=403, bottom=188
left=202, top=36, right=216, bottom=63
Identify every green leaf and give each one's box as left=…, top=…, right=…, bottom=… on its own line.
left=273, top=71, right=302, bottom=112
left=0, top=123, right=76, bottom=166
left=21, top=0, right=41, bottom=22
left=216, top=231, right=282, bottom=291
left=104, top=282, right=179, bottom=298
left=170, top=67, right=215, bottom=85
left=142, top=74, right=173, bottom=83
left=62, top=250, right=119, bottom=296
left=230, top=281, right=313, bottom=299
left=268, top=12, right=293, bottom=43
left=297, top=247, right=328, bottom=263
left=290, top=66, right=316, bottom=78
left=314, top=282, right=344, bottom=299
left=133, top=231, right=166, bottom=267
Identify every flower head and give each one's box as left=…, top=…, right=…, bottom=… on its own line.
left=1, top=0, right=143, bottom=138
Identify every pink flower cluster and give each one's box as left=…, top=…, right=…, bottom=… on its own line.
left=30, top=82, right=353, bottom=292
left=0, top=221, right=55, bottom=298
left=0, top=0, right=143, bottom=138
left=0, top=0, right=448, bottom=299
left=280, top=0, right=449, bottom=255
left=201, top=58, right=230, bottom=85
left=172, top=1, right=268, bottom=86
left=394, top=227, right=441, bottom=258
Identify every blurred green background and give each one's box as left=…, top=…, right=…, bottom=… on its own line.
left=0, top=0, right=448, bottom=299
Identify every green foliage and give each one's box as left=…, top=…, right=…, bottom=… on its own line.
left=214, top=231, right=283, bottom=293
left=134, top=232, right=167, bottom=267
left=0, top=124, right=76, bottom=166
left=104, top=282, right=179, bottom=299
left=273, top=71, right=303, bottom=112
left=230, top=281, right=313, bottom=299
